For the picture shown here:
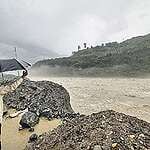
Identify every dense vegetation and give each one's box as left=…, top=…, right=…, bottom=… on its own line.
left=33, top=34, right=150, bottom=76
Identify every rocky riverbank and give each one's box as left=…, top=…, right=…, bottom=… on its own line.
left=25, top=110, right=150, bottom=150
left=3, top=79, right=78, bottom=128
left=2, top=78, right=150, bottom=150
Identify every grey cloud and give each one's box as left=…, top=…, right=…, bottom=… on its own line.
left=0, top=0, right=150, bottom=61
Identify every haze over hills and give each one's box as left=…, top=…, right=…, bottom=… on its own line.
left=33, top=33, right=150, bottom=77
left=0, top=42, right=58, bottom=64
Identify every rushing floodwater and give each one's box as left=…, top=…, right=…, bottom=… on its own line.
left=31, top=77, right=150, bottom=122
left=2, top=77, right=150, bottom=150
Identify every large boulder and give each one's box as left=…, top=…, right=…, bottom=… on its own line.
left=20, top=112, right=39, bottom=128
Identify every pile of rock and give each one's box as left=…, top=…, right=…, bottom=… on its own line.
left=3, top=79, right=76, bottom=128
left=25, top=110, right=150, bottom=150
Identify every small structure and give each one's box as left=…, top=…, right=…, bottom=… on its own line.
left=0, top=59, right=27, bottom=81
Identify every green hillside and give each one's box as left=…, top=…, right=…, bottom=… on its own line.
left=33, top=34, right=150, bottom=77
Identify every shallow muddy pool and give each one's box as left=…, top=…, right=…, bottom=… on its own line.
left=2, top=114, right=61, bottom=150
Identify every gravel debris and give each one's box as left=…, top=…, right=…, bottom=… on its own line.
left=3, top=79, right=74, bottom=120
left=25, top=110, right=150, bottom=150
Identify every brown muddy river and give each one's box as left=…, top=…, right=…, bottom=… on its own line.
left=2, top=77, right=150, bottom=150
left=31, top=77, right=150, bottom=122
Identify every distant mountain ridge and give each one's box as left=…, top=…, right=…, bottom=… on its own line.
left=33, top=33, right=150, bottom=77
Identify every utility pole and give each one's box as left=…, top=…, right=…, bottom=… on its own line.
left=14, top=47, right=20, bottom=76
left=1, top=72, right=4, bottom=81
left=14, top=47, right=18, bottom=59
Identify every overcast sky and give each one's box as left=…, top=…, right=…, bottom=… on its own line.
left=0, top=0, right=150, bottom=58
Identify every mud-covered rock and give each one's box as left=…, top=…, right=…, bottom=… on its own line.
left=3, top=79, right=74, bottom=120
left=28, top=134, right=38, bottom=143
left=20, top=112, right=39, bottom=128
left=25, top=110, right=150, bottom=150
left=29, top=127, right=34, bottom=132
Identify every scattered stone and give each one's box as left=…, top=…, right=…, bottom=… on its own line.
left=28, top=134, right=38, bottom=143
left=129, top=135, right=135, bottom=139
left=139, top=134, right=145, bottom=137
left=35, top=145, right=40, bottom=148
left=29, top=128, right=34, bottom=132
left=130, top=146, right=134, bottom=150
left=112, top=143, right=117, bottom=148
left=18, top=126, right=23, bottom=131
left=93, top=145, right=102, bottom=150
left=9, top=110, right=24, bottom=118
left=120, top=137, right=124, bottom=141
left=25, top=110, right=150, bottom=150
left=20, top=112, right=39, bottom=128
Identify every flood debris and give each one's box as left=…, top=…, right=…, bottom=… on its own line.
left=25, top=110, right=150, bottom=150
left=28, top=134, right=38, bottom=143
left=20, top=112, right=39, bottom=128
left=29, top=127, right=34, bottom=132
left=9, top=110, right=25, bottom=118
left=3, top=79, right=76, bottom=127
